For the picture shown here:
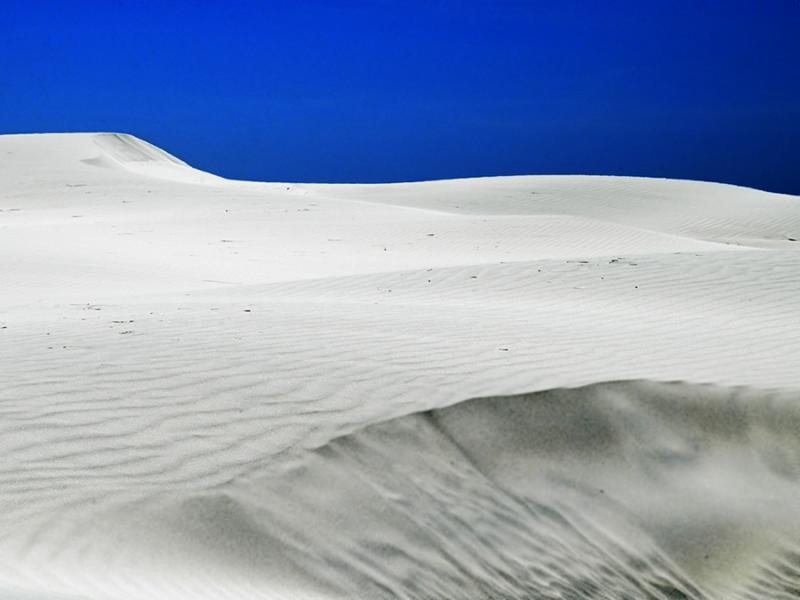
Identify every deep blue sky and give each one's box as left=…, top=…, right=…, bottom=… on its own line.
left=3, top=1, right=799, bottom=193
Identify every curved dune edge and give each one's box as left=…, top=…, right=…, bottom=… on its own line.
left=91, top=133, right=225, bottom=184
left=3, top=381, right=800, bottom=600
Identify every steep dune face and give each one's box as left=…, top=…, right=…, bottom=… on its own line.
left=0, top=132, right=223, bottom=185
left=92, top=133, right=224, bottom=183
left=0, top=134, right=799, bottom=599
left=179, top=381, right=799, bottom=599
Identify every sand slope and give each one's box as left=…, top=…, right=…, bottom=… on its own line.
left=1, top=133, right=799, bottom=599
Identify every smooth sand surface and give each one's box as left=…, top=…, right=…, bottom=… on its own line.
left=1, top=133, right=799, bottom=598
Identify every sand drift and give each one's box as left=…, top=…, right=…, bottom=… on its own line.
left=116, top=382, right=800, bottom=599
left=1, top=134, right=799, bottom=599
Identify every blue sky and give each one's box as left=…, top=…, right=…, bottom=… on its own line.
left=3, top=1, right=799, bottom=192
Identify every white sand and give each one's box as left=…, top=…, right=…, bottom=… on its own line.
left=1, top=133, right=799, bottom=599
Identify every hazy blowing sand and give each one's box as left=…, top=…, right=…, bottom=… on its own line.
left=1, top=133, right=799, bottom=599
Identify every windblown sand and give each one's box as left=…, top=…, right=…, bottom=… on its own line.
left=1, top=133, right=799, bottom=599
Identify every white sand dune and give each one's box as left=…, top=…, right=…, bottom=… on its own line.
left=1, top=133, right=799, bottom=599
